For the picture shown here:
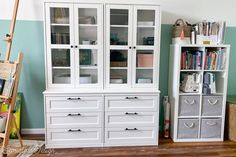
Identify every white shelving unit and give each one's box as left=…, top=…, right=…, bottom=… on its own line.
left=168, top=44, right=230, bottom=142
left=43, top=0, right=161, bottom=148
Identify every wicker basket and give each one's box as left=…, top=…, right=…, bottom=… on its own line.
left=172, top=19, right=191, bottom=38
left=227, top=102, right=236, bottom=141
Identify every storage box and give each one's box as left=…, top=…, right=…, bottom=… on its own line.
left=137, top=54, right=153, bottom=67
left=110, top=61, right=127, bottom=67
left=80, top=75, right=92, bottom=84
left=226, top=95, right=236, bottom=141
left=137, top=21, right=154, bottom=26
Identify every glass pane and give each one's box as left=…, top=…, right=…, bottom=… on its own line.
left=79, top=49, right=98, bottom=67
left=52, top=69, right=71, bottom=84
left=50, top=8, right=69, bottom=24
left=137, top=27, right=154, bottom=45
left=80, top=69, right=97, bottom=84
left=51, top=26, right=70, bottom=44
left=136, top=50, right=153, bottom=68
left=79, top=8, right=97, bottom=24
left=110, top=69, right=127, bottom=84
left=110, top=50, right=128, bottom=67
left=204, top=47, right=226, bottom=70
left=110, top=9, right=128, bottom=25
left=137, top=10, right=155, bottom=26
left=79, top=27, right=97, bottom=45
left=136, top=69, right=153, bottom=84
left=110, top=27, right=128, bottom=45
left=52, top=49, right=70, bottom=67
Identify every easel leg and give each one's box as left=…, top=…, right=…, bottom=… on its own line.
left=12, top=116, right=23, bottom=147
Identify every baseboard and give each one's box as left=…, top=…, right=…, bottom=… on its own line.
left=21, top=128, right=45, bottom=135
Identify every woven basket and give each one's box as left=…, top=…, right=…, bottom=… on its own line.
left=172, top=19, right=191, bottom=38
left=227, top=103, right=236, bottom=141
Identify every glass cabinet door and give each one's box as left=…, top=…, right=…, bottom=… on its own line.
left=46, top=3, right=74, bottom=87
left=106, top=5, right=133, bottom=87
left=75, top=4, right=103, bottom=87
left=132, top=6, right=160, bottom=87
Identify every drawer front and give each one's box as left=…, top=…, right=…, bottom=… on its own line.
left=105, top=95, right=158, bottom=111
left=178, top=119, right=199, bottom=139
left=179, top=95, right=200, bottom=116
left=200, top=118, right=222, bottom=139
left=105, top=127, right=158, bottom=146
left=47, top=112, right=103, bottom=128
left=47, top=128, right=102, bottom=146
left=202, top=96, right=223, bottom=116
left=46, top=96, right=103, bottom=112
left=105, top=112, right=158, bottom=127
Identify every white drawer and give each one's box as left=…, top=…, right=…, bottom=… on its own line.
left=105, top=112, right=158, bottom=127
left=46, top=128, right=103, bottom=148
left=105, top=95, right=158, bottom=111
left=105, top=127, right=158, bottom=146
left=46, top=96, right=103, bottom=112
left=47, top=112, right=103, bottom=128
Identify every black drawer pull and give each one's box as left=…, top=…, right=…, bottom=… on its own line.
left=125, top=112, right=138, bottom=115
left=67, top=113, right=81, bottom=116
left=125, top=128, right=138, bottom=131
left=68, top=129, right=81, bottom=132
left=67, top=97, right=81, bottom=100
left=125, top=97, right=138, bottom=99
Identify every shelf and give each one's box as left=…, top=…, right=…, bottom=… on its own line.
left=204, top=70, right=225, bottom=72
left=202, top=93, right=224, bottom=96
left=110, top=14, right=128, bottom=16
left=110, top=25, right=128, bottom=28
left=180, top=69, right=202, bottom=72
left=79, top=24, right=97, bottom=27
left=137, top=25, right=155, bottom=28
left=51, top=23, right=70, bottom=26
left=136, top=67, right=153, bottom=70
left=200, top=116, right=222, bottom=118
left=80, top=66, right=97, bottom=69
left=178, top=116, right=199, bottom=119
left=52, top=67, right=70, bottom=69
left=179, top=92, right=201, bottom=95
left=110, top=67, right=127, bottom=70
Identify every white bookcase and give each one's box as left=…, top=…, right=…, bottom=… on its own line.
left=168, top=44, right=230, bottom=142
left=43, top=0, right=161, bottom=148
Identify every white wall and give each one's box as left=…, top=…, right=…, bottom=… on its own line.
left=0, top=0, right=236, bottom=26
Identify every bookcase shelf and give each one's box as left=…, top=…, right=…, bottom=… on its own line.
left=169, top=44, right=230, bottom=142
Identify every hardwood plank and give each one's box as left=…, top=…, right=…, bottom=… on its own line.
left=22, top=135, right=236, bottom=157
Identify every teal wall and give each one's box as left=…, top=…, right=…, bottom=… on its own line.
left=0, top=21, right=235, bottom=129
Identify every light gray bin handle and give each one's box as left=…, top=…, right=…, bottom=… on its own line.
left=208, top=99, right=218, bottom=105
left=206, top=122, right=217, bottom=126
left=184, top=122, right=194, bottom=128
left=184, top=99, right=195, bottom=105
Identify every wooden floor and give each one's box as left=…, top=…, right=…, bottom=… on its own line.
left=24, top=135, right=236, bottom=157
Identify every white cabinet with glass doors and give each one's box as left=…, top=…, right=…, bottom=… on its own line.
left=106, top=5, right=160, bottom=89
left=45, top=3, right=103, bottom=88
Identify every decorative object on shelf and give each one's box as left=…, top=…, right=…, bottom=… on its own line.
left=110, top=77, right=123, bottom=84
left=80, top=49, right=92, bottom=65
left=137, top=78, right=152, bottom=84
left=137, top=53, right=153, bottom=67
left=180, top=73, right=200, bottom=93
left=51, top=33, right=70, bottom=44
left=143, top=37, right=154, bottom=45
left=79, top=16, right=96, bottom=24
left=172, top=19, right=191, bottom=44
left=52, top=49, right=70, bottom=67
left=110, top=50, right=126, bottom=62
left=54, top=8, right=69, bottom=24
left=137, top=21, right=154, bottom=26
left=194, top=21, right=226, bottom=45
left=203, top=72, right=216, bottom=94
left=110, top=61, right=127, bottom=67
left=54, top=74, right=70, bottom=83
left=80, top=74, right=92, bottom=84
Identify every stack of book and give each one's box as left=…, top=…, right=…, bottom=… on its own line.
left=204, top=48, right=226, bottom=70
left=181, top=50, right=203, bottom=70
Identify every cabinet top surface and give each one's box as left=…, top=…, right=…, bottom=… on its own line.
left=170, top=44, right=230, bottom=48
left=44, top=0, right=161, bottom=5
left=43, top=88, right=160, bottom=94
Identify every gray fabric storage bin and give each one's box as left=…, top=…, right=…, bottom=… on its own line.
left=201, top=118, right=222, bottom=138
left=179, top=95, right=200, bottom=116
left=202, top=96, right=223, bottom=116
left=178, top=119, right=199, bottom=139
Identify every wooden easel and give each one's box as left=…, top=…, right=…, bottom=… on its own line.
left=0, top=0, right=24, bottom=155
